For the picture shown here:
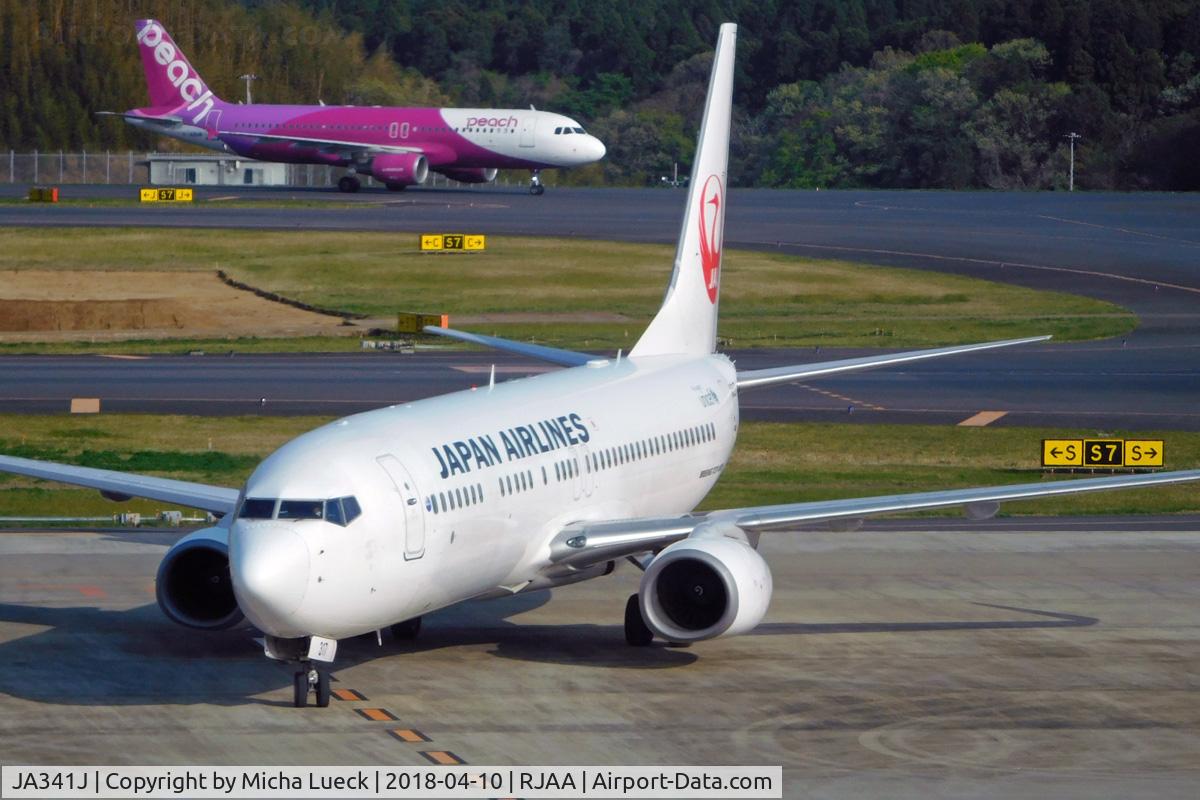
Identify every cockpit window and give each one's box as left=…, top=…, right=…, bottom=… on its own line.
left=278, top=499, right=324, bottom=520
left=573, top=127, right=585, bottom=134
left=324, top=498, right=345, bottom=526
left=554, top=126, right=562, bottom=134
left=239, top=498, right=276, bottom=519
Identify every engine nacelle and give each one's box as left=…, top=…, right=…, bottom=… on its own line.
left=639, top=525, right=772, bottom=642
left=370, top=153, right=428, bottom=186
left=436, top=167, right=498, bottom=184
left=155, top=523, right=243, bottom=630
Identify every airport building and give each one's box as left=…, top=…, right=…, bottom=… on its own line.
left=146, top=154, right=288, bottom=186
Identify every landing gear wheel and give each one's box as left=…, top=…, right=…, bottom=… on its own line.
left=529, top=170, right=544, bottom=195
left=385, top=182, right=407, bottom=192
left=391, top=616, right=422, bottom=640
left=337, top=175, right=361, bottom=193
left=292, top=671, right=308, bottom=708
left=624, top=594, right=653, bottom=646
left=314, top=669, right=331, bottom=708
left=529, top=184, right=545, bottom=195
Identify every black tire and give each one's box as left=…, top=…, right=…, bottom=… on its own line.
left=292, top=671, right=308, bottom=708
left=314, top=670, right=331, bottom=708
left=386, top=182, right=407, bottom=191
left=391, top=616, right=422, bottom=640
left=338, top=176, right=360, bottom=193
left=624, top=594, right=653, bottom=646
left=530, top=184, right=545, bottom=195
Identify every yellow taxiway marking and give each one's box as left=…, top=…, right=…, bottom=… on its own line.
left=420, top=751, right=465, bottom=765
left=959, top=410, right=1008, bottom=427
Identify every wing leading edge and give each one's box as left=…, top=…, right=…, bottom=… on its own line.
left=736, top=335, right=1050, bottom=390
left=547, top=468, right=1200, bottom=570
left=0, top=455, right=239, bottom=515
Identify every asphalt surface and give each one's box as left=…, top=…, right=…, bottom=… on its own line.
left=1, top=185, right=1198, bottom=429
left=2, top=520, right=1198, bottom=798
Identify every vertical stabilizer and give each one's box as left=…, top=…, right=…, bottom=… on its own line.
left=630, top=23, right=736, bottom=358
left=134, top=19, right=223, bottom=125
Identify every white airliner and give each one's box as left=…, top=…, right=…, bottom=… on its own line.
left=5, top=24, right=1199, bottom=708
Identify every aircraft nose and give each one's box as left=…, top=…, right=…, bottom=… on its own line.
left=589, top=135, right=607, bottom=161
left=229, top=522, right=310, bottom=632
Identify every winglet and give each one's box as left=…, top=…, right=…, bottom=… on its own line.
left=630, top=23, right=736, bottom=358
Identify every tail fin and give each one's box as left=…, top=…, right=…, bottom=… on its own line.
left=134, top=19, right=222, bottom=125
left=631, top=23, right=736, bottom=358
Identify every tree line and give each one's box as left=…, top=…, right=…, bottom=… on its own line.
left=2, top=0, right=1197, bottom=189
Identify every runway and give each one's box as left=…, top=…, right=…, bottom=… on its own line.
left=1, top=339, right=1197, bottom=429
left=2, top=185, right=1198, bottom=431
left=2, top=518, right=1198, bottom=798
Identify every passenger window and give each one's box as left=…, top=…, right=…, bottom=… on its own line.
left=456, top=487, right=464, bottom=507
left=342, top=496, right=362, bottom=523
left=278, top=500, right=324, bottom=520
left=239, top=498, right=276, bottom=519
left=325, top=498, right=345, bottom=526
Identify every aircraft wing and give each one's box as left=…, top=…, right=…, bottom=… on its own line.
left=0, top=455, right=239, bottom=515
left=216, top=129, right=423, bottom=157
left=422, top=325, right=593, bottom=368
left=546, top=468, right=1200, bottom=570
left=736, top=335, right=1050, bottom=390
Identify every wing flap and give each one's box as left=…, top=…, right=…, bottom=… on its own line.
left=736, top=335, right=1050, bottom=390
left=0, top=455, right=239, bottom=515
left=547, top=468, right=1200, bottom=570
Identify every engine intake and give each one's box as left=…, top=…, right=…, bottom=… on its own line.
left=639, top=527, right=772, bottom=642
left=155, top=526, right=243, bottom=630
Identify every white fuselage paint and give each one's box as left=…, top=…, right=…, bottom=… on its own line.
left=230, top=354, right=739, bottom=640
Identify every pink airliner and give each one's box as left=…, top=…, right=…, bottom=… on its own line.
left=103, top=19, right=606, bottom=194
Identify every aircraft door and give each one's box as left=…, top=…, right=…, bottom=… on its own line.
left=519, top=115, right=536, bottom=148
left=376, top=454, right=425, bottom=560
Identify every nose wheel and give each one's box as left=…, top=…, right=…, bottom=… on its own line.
left=529, top=170, right=545, bottom=195
left=337, top=175, right=361, bottom=193
left=293, top=664, right=331, bottom=708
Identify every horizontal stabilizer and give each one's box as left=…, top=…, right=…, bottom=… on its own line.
left=0, top=455, right=238, bottom=515
left=422, top=325, right=592, bottom=368
left=96, top=111, right=184, bottom=126
left=736, top=335, right=1050, bottom=391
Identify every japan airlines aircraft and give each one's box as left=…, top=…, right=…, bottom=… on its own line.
left=100, top=19, right=605, bottom=194
left=11, top=23, right=1200, bottom=708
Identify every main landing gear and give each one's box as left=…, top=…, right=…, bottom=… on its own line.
left=293, top=664, right=331, bottom=708
left=337, top=174, right=361, bottom=193
left=529, top=169, right=545, bottom=195
left=624, top=594, right=653, bottom=646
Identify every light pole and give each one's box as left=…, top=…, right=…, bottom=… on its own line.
left=238, top=74, right=258, bottom=104
left=1064, top=132, right=1081, bottom=192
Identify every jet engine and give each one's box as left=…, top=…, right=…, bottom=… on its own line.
left=436, top=167, right=498, bottom=184
left=638, top=525, right=772, bottom=642
left=370, top=153, right=428, bottom=187
left=155, top=523, right=243, bottom=630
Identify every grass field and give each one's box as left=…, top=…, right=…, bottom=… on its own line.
left=1, top=414, right=1195, bottom=522
left=0, top=227, right=1134, bottom=351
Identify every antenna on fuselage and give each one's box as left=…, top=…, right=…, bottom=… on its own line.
left=488, top=363, right=496, bottom=391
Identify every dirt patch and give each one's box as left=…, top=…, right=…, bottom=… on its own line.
left=0, top=270, right=354, bottom=342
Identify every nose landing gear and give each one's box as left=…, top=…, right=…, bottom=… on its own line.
left=293, top=664, right=331, bottom=708
left=337, top=174, right=361, bottom=193
left=529, top=170, right=545, bottom=195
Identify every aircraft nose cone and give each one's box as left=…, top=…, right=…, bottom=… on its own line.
left=590, top=136, right=607, bottom=160
left=230, top=522, right=309, bottom=632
